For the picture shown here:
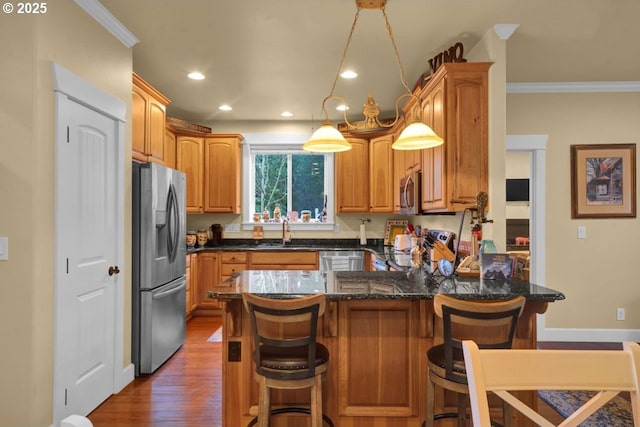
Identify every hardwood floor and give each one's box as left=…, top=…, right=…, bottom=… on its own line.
left=87, top=317, right=619, bottom=427
left=88, top=316, right=223, bottom=427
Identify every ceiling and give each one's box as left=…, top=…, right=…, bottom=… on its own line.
left=101, top=0, right=640, bottom=127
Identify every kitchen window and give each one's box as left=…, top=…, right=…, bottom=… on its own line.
left=242, top=135, right=335, bottom=231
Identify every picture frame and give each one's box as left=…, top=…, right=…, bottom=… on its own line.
left=383, top=219, right=408, bottom=246
left=570, top=144, right=636, bottom=218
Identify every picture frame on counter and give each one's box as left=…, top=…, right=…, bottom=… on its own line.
left=384, top=219, right=409, bottom=246
left=570, top=143, right=636, bottom=219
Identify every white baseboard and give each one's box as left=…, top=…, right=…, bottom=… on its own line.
left=539, top=327, right=640, bottom=342
left=115, top=363, right=135, bottom=393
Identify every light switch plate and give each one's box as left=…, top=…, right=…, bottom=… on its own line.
left=0, top=237, right=8, bottom=260
left=577, top=226, right=586, bottom=239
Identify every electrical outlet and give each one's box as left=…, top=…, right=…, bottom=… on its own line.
left=617, top=308, right=625, bottom=321
left=224, top=223, right=240, bottom=233
left=228, top=341, right=241, bottom=362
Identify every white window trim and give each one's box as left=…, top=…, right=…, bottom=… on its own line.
left=241, top=133, right=336, bottom=231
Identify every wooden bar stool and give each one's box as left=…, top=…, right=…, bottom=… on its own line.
left=243, top=292, right=333, bottom=427
left=425, top=294, right=525, bottom=427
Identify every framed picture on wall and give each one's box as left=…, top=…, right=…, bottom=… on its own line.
left=570, top=144, right=636, bottom=218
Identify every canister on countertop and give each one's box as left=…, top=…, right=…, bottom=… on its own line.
left=186, top=231, right=197, bottom=248
left=197, top=229, right=208, bottom=247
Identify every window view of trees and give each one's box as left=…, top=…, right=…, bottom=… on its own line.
left=254, top=153, right=326, bottom=219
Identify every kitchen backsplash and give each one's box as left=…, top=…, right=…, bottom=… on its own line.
left=187, top=212, right=469, bottom=242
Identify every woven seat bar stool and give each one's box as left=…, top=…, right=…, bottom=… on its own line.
left=425, top=294, right=525, bottom=427
left=243, top=292, right=334, bottom=427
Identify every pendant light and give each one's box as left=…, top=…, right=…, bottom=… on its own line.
left=303, top=0, right=444, bottom=153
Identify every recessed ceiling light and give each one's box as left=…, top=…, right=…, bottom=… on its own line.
left=187, top=72, right=205, bottom=80
left=336, top=104, right=349, bottom=111
left=281, top=111, right=293, bottom=118
left=218, top=104, right=232, bottom=111
left=340, top=70, right=358, bottom=79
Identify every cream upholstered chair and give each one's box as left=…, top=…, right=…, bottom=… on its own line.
left=243, top=292, right=332, bottom=427
left=462, top=340, right=640, bottom=427
left=426, top=294, right=525, bottom=427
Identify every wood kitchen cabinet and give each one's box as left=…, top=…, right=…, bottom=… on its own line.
left=421, top=77, right=446, bottom=211
left=418, top=62, right=490, bottom=212
left=336, top=138, right=369, bottom=212
left=195, top=251, right=221, bottom=314
left=164, top=127, right=176, bottom=169
left=132, top=73, right=171, bottom=164
left=185, top=253, right=198, bottom=318
left=203, top=135, right=243, bottom=213
left=220, top=252, right=247, bottom=281
left=336, top=135, right=394, bottom=213
left=249, top=251, right=318, bottom=270
left=369, top=134, right=394, bottom=213
left=176, top=135, right=204, bottom=213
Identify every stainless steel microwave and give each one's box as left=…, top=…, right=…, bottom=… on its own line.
left=400, top=172, right=421, bottom=215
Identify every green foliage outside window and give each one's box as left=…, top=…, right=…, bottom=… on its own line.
left=254, top=154, right=325, bottom=219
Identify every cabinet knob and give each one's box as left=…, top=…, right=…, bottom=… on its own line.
left=108, top=266, right=120, bottom=276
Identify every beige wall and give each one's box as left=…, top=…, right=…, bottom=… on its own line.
left=0, top=3, right=132, bottom=426
left=508, top=91, right=640, bottom=330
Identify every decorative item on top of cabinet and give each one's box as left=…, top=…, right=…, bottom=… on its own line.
left=204, top=135, right=244, bottom=213
left=176, top=134, right=204, bottom=213
left=336, top=135, right=394, bottom=213
left=132, top=73, right=171, bottom=164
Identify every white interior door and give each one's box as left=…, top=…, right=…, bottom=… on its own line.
left=55, top=96, right=119, bottom=418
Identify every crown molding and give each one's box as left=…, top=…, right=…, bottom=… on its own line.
left=74, top=0, right=139, bottom=48
left=507, top=81, right=640, bottom=94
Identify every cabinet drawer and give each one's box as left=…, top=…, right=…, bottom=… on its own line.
left=251, top=251, right=318, bottom=266
left=221, top=263, right=245, bottom=277
left=250, top=264, right=317, bottom=270
left=221, top=252, right=247, bottom=263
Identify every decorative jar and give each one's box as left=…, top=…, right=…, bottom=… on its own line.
left=186, top=231, right=197, bottom=248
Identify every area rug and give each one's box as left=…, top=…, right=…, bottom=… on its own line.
left=538, top=390, right=633, bottom=426
left=206, top=326, right=223, bottom=343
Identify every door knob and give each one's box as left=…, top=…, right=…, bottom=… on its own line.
left=108, top=266, right=120, bottom=276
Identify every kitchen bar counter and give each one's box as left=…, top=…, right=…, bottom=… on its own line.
left=208, top=269, right=564, bottom=302
left=210, top=270, right=563, bottom=427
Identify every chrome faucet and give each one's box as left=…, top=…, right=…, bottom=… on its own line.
left=282, top=219, right=291, bottom=245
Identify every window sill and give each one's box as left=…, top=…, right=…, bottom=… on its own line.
left=242, top=222, right=336, bottom=232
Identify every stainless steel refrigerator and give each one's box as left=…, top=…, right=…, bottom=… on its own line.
left=132, top=162, right=187, bottom=375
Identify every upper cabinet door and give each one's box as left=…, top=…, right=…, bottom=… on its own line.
left=369, top=135, right=394, bottom=213
left=131, top=73, right=170, bottom=164
left=176, top=136, right=204, bottom=213
left=203, top=135, right=243, bottom=213
left=336, top=138, right=369, bottom=213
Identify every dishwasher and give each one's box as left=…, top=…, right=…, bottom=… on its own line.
left=319, top=250, right=365, bottom=272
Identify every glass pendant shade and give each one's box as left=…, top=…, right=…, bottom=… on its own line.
left=302, top=121, right=352, bottom=152
left=392, top=121, right=444, bottom=150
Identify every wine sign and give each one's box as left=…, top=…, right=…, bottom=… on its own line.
left=428, top=42, right=467, bottom=74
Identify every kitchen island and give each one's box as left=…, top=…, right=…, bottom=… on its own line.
left=209, top=270, right=564, bottom=427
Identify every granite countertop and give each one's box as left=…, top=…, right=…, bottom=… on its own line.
left=208, top=270, right=565, bottom=302
left=187, top=238, right=386, bottom=256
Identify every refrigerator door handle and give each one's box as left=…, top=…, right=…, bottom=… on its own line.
left=152, top=279, right=186, bottom=300
left=166, top=183, right=180, bottom=263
